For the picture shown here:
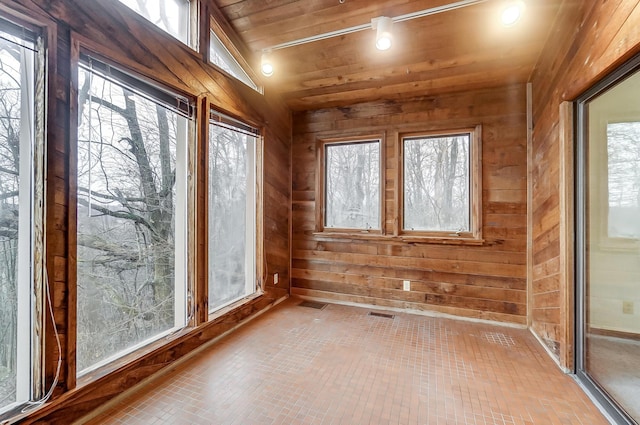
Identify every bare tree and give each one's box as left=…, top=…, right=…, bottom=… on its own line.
left=0, top=35, right=26, bottom=408
left=75, top=65, right=180, bottom=370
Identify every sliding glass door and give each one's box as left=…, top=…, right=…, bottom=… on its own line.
left=576, top=56, right=640, bottom=425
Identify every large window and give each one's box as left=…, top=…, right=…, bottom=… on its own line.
left=401, top=127, right=481, bottom=239
left=320, top=139, right=381, bottom=232
left=118, top=0, right=190, bottom=45
left=0, top=18, right=41, bottom=412
left=208, top=112, right=259, bottom=313
left=76, top=56, right=191, bottom=373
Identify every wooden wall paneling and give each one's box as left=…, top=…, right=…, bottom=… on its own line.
left=529, top=0, right=640, bottom=368
left=526, top=81, right=533, bottom=328
left=292, top=85, right=528, bottom=324
left=0, top=0, right=292, bottom=422
left=195, top=96, right=209, bottom=325
left=62, top=28, right=77, bottom=394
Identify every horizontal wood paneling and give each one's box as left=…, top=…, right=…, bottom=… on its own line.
left=529, top=0, right=640, bottom=368
left=292, top=85, right=528, bottom=324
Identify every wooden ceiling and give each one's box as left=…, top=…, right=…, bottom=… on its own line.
left=212, top=0, right=562, bottom=111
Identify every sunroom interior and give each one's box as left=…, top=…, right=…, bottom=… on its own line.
left=0, top=0, right=639, bottom=424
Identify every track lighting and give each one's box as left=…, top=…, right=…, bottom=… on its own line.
left=501, top=1, right=525, bottom=26
left=261, top=51, right=273, bottom=77
left=373, top=16, right=393, bottom=51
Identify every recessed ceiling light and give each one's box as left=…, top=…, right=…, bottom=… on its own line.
left=261, top=52, right=274, bottom=77
left=501, top=1, right=525, bottom=27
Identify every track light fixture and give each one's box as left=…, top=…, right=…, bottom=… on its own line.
left=261, top=51, right=273, bottom=77
left=258, top=0, right=526, bottom=77
left=372, top=16, right=393, bottom=51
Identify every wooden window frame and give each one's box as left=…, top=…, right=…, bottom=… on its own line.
left=0, top=9, right=50, bottom=417
left=397, top=125, right=483, bottom=244
left=205, top=108, right=265, bottom=318
left=71, top=47, right=197, bottom=382
left=209, top=16, right=262, bottom=93
left=315, top=134, right=386, bottom=236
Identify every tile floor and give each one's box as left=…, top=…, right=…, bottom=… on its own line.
left=81, top=299, right=610, bottom=425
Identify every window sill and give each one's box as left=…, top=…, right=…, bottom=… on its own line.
left=398, top=235, right=484, bottom=245
left=313, top=231, right=388, bottom=241
left=312, top=231, right=484, bottom=246
left=597, top=237, right=640, bottom=252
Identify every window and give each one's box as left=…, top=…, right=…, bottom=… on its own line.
left=0, top=17, right=42, bottom=412
left=76, top=56, right=191, bottom=373
left=208, top=112, right=259, bottom=313
left=401, top=127, right=481, bottom=239
left=209, top=29, right=259, bottom=91
left=319, top=138, right=382, bottom=232
left=118, top=0, right=190, bottom=45
left=605, top=121, right=640, bottom=239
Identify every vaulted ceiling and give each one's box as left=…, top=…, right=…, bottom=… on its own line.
left=212, top=0, right=562, bottom=111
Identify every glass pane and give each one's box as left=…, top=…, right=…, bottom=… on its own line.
left=606, top=122, right=640, bottom=238
left=0, top=29, right=34, bottom=411
left=118, top=0, right=190, bottom=44
left=210, top=31, right=258, bottom=91
left=208, top=123, right=256, bottom=313
left=76, top=66, right=186, bottom=372
left=584, top=70, right=640, bottom=422
left=325, top=141, right=380, bottom=230
left=403, top=134, right=469, bottom=232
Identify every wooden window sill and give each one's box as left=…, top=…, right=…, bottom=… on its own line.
left=312, top=231, right=484, bottom=246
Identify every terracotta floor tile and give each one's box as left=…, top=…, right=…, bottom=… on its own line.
left=81, top=299, right=610, bottom=425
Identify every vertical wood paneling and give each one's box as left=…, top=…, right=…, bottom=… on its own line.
left=292, top=85, right=528, bottom=324
left=530, top=0, right=640, bottom=368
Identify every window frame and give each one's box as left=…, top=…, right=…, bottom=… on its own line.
left=72, top=50, right=196, bottom=378
left=398, top=126, right=482, bottom=243
left=315, top=134, right=385, bottom=236
left=116, top=0, right=196, bottom=49
left=206, top=108, right=264, bottom=317
left=209, top=17, right=262, bottom=93
left=0, top=10, right=48, bottom=416
left=590, top=112, right=640, bottom=251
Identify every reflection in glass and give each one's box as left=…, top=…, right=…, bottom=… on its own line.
left=584, top=70, right=640, bottom=423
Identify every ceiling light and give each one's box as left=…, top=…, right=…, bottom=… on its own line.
left=373, top=16, right=393, bottom=51
left=501, top=1, right=525, bottom=26
left=261, top=52, right=273, bottom=77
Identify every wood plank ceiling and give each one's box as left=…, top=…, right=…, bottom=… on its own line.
left=212, top=0, right=561, bottom=111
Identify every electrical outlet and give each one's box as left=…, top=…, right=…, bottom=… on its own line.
left=274, top=273, right=279, bottom=285
left=623, top=301, right=634, bottom=315
left=403, top=280, right=410, bottom=291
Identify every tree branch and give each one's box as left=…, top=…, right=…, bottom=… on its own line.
left=77, top=197, right=154, bottom=231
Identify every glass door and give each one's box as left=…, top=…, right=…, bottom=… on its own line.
left=576, top=56, right=640, bottom=425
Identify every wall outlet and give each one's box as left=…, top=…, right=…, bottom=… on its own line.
left=274, top=273, right=279, bottom=285
left=403, top=280, right=410, bottom=291
left=622, top=301, right=634, bottom=315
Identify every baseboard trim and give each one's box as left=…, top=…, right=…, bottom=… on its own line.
left=291, top=291, right=527, bottom=330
